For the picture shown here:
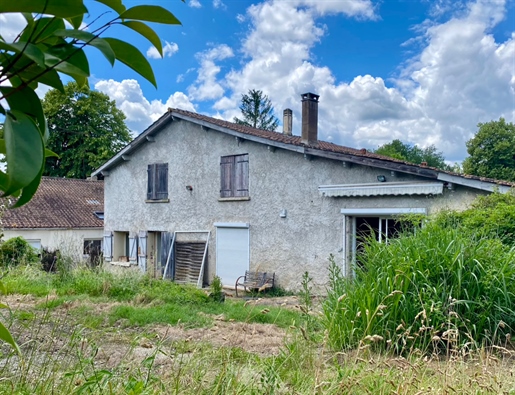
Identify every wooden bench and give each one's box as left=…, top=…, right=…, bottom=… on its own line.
left=235, top=270, right=275, bottom=297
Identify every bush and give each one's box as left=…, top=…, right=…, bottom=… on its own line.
left=41, top=248, right=59, bottom=272
left=323, top=220, right=515, bottom=355
left=0, top=237, right=38, bottom=266
left=435, top=191, right=515, bottom=246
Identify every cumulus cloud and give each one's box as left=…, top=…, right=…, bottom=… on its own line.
left=146, top=42, right=179, bottom=59
left=213, top=0, right=226, bottom=9
left=0, top=13, right=26, bottom=42
left=95, top=79, right=195, bottom=134
left=187, top=45, right=234, bottom=101
left=290, top=0, right=377, bottom=19
left=189, top=0, right=201, bottom=8
left=185, top=0, right=514, bottom=162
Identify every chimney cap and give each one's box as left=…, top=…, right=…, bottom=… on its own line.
left=301, top=92, right=320, bottom=102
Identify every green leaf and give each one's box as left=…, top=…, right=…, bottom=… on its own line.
left=45, top=148, right=59, bottom=158
left=121, top=21, right=162, bottom=57
left=0, top=171, right=7, bottom=193
left=20, top=17, right=66, bottom=44
left=94, top=0, right=126, bottom=14
left=0, top=320, right=21, bottom=355
left=53, top=30, right=115, bottom=65
left=2, top=51, right=64, bottom=91
left=2, top=111, right=45, bottom=196
left=67, top=14, right=84, bottom=29
left=21, top=12, right=34, bottom=27
left=119, top=6, right=181, bottom=25
left=0, top=0, right=88, bottom=18
left=13, top=165, right=42, bottom=208
left=0, top=303, right=9, bottom=309
left=0, top=86, right=46, bottom=136
left=103, top=38, right=156, bottom=87
left=44, top=45, right=90, bottom=79
left=0, top=282, right=6, bottom=295
left=0, top=42, right=45, bottom=68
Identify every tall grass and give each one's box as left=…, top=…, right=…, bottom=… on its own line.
left=323, top=221, right=515, bottom=354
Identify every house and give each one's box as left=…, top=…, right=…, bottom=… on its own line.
left=2, top=177, right=104, bottom=261
left=92, top=93, right=514, bottom=290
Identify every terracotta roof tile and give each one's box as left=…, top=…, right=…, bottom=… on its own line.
left=171, top=108, right=515, bottom=188
left=2, top=177, right=104, bottom=229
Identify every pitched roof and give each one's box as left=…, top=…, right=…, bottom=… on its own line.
left=2, top=177, right=104, bottom=229
left=92, top=108, right=515, bottom=192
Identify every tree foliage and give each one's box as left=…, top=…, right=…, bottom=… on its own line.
left=233, top=89, right=279, bottom=131
left=43, top=82, right=131, bottom=179
left=462, top=118, right=515, bottom=181
left=0, top=0, right=182, bottom=207
left=373, top=139, right=449, bottom=170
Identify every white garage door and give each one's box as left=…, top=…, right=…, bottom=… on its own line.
left=215, top=223, right=249, bottom=287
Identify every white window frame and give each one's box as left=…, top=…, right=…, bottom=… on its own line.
left=341, top=208, right=426, bottom=277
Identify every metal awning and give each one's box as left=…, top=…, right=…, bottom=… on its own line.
left=318, top=181, right=444, bottom=197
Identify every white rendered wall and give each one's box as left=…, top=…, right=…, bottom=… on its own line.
left=3, top=228, right=103, bottom=262
left=103, top=119, right=485, bottom=290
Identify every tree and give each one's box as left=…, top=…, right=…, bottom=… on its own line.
left=373, top=139, right=449, bottom=170
left=0, top=0, right=182, bottom=207
left=43, top=82, right=131, bottom=179
left=233, top=89, right=279, bottom=131
left=462, top=118, right=515, bottom=181
left=0, top=0, right=182, bottom=352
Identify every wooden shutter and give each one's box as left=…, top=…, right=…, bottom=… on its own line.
left=103, top=231, right=113, bottom=262
left=147, top=164, right=156, bottom=200
left=155, top=163, right=168, bottom=200
left=128, top=233, right=138, bottom=264
left=220, top=156, right=234, bottom=197
left=138, top=231, right=147, bottom=272
left=234, top=154, right=249, bottom=197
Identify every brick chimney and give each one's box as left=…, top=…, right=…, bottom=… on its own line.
left=301, top=92, right=319, bottom=145
left=283, top=109, right=292, bottom=135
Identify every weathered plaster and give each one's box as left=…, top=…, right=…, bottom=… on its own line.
left=103, top=119, right=487, bottom=290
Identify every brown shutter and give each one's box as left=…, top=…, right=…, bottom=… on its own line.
left=234, top=154, right=249, bottom=197
left=155, top=163, right=168, bottom=200
left=220, top=156, right=234, bottom=197
left=147, top=164, right=155, bottom=200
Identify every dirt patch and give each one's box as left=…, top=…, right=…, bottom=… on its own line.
left=154, top=320, right=289, bottom=356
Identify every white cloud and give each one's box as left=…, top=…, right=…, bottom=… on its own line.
left=95, top=79, right=195, bottom=134
left=185, top=0, right=514, bottom=163
left=0, top=13, right=26, bottom=42
left=146, top=42, right=179, bottom=59
left=290, top=0, right=377, bottom=19
left=188, top=45, right=234, bottom=101
left=189, top=0, right=201, bottom=8
left=213, top=0, right=226, bottom=9
left=236, top=14, right=245, bottom=23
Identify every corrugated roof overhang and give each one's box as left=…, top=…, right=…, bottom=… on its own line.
left=319, top=182, right=444, bottom=197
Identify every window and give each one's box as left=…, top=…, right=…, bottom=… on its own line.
left=26, top=239, right=41, bottom=250
left=147, top=163, right=168, bottom=201
left=220, top=154, right=249, bottom=198
left=84, top=239, right=102, bottom=255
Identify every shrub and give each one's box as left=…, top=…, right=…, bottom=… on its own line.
left=41, top=248, right=59, bottom=272
left=323, top=220, right=515, bottom=355
left=435, top=191, right=515, bottom=246
left=0, top=237, right=38, bottom=267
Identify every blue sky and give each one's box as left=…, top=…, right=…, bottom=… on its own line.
left=2, top=0, right=514, bottom=163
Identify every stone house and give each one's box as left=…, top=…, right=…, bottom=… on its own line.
left=92, top=93, right=513, bottom=290
left=2, top=177, right=104, bottom=261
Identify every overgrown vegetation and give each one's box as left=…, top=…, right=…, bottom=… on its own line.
left=323, top=192, right=515, bottom=355
left=2, top=192, right=515, bottom=392
left=0, top=237, right=38, bottom=267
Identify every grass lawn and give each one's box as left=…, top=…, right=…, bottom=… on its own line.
left=0, top=265, right=514, bottom=394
